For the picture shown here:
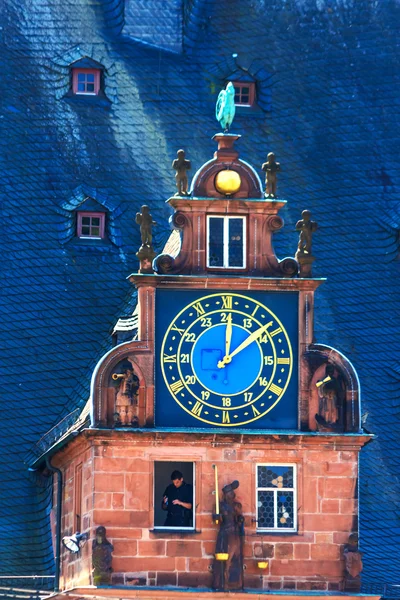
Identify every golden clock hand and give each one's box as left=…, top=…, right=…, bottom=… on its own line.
left=218, top=321, right=273, bottom=368
left=225, top=313, right=232, bottom=357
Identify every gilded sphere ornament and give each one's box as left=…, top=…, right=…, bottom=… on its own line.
left=215, top=170, right=241, bottom=195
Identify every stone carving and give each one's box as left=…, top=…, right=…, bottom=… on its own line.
left=261, top=152, right=281, bottom=198
left=135, top=205, right=157, bottom=273
left=113, top=362, right=139, bottom=427
left=212, top=480, right=244, bottom=592
left=215, top=82, right=236, bottom=132
left=343, top=533, right=363, bottom=591
left=92, top=526, right=114, bottom=585
left=315, top=363, right=344, bottom=432
left=295, top=210, right=318, bottom=277
left=172, top=149, right=191, bottom=196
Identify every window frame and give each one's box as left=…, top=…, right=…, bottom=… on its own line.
left=153, top=461, right=196, bottom=532
left=72, top=68, right=101, bottom=95
left=233, top=82, right=256, bottom=107
left=256, top=463, right=297, bottom=533
left=77, top=211, right=105, bottom=239
left=207, top=215, right=247, bottom=270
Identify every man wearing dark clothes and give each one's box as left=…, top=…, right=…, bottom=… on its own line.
left=162, top=470, right=193, bottom=527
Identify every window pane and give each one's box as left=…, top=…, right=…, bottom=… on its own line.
left=234, top=92, right=240, bottom=103
left=228, top=218, right=243, bottom=267
left=277, top=491, right=294, bottom=529
left=77, top=83, right=85, bottom=92
left=81, top=226, right=90, bottom=235
left=91, top=217, right=100, bottom=226
left=78, top=73, right=86, bottom=82
left=91, top=227, right=100, bottom=236
left=257, top=490, right=274, bottom=528
left=242, top=87, right=249, bottom=94
left=241, top=94, right=249, bottom=103
left=87, top=74, right=95, bottom=82
left=208, top=218, right=224, bottom=267
left=87, top=83, right=94, bottom=92
left=81, top=217, right=90, bottom=225
left=258, top=465, right=293, bottom=488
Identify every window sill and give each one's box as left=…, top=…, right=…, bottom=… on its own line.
left=150, top=529, right=201, bottom=536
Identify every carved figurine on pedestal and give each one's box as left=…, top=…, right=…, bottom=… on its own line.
left=172, top=149, right=191, bottom=196
left=213, top=480, right=244, bottom=592
left=295, top=209, right=318, bottom=276
left=315, top=364, right=344, bottom=432
left=135, top=205, right=157, bottom=273
left=113, top=363, right=139, bottom=427
left=261, top=152, right=281, bottom=198
left=92, top=526, right=114, bottom=586
left=343, top=533, right=363, bottom=591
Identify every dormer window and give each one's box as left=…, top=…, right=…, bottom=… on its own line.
left=207, top=216, right=246, bottom=269
left=233, top=82, right=256, bottom=107
left=72, top=69, right=100, bottom=95
left=77, top=212, right=105, bottom=238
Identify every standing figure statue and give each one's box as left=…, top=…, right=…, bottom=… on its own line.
left=343, top=533, right=363, bottom=591
left=215, top=82, right=236, bottom=132
left=114, top=363, right=139, bottom=427
left=172, top=149, right=191, bottom=196
left=295, top=210, right=318, bottom=255
left=261, top=152, right=281, bottom=198
left=136, top=205, right=156, bottom=248
left=315, top=364, right=344, bottom=432
left=92, top=526, right=114, bottom=585
left=213, top=480, right=244, bottom=592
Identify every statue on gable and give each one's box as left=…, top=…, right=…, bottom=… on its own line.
left=261, top=152, right=281, bottom=198
left=295, top=209, right=318, bottom=276
left=112, top=361, right=139, bottom=427
left=216, top=82, right=236, bottom=132
left=212, top=480, right=244, bottom=592
left=92, top=526, right=114, bottom=585
left=343, top=533, right=363, bottom=591
left=172, top=149, right=191, bottom=196
left=315, top=363, right=344, bottom=432
left=135, top=205, right=157, bottom=273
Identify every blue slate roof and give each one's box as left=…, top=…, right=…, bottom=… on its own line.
left=1, top=0, right=400, bottom=588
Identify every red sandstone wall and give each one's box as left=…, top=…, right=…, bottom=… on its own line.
left=54, top=433, right=362, bottom=592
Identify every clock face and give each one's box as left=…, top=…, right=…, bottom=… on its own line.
left=156, top=291, right=298, bottom=429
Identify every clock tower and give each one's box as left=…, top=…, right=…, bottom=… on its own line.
left=49, top=129, right=374, bottom=600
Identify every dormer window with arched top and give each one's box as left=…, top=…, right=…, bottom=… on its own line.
left=207, top=215, right=246, bottom=269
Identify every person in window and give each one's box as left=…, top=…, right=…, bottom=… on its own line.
left=162, top=470, right=193, bottom=527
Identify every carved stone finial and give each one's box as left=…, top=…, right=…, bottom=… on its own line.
left=295, top=210, right=318, bottom=277
left=261, top=152, right=281, bottom=198
left=172, top=149, right=191, bottom=196
left=135, top=205, right=157, bottom=273
left=92, top=526, right=113, bottom=586
left=215, top=82, right=236, bottom=132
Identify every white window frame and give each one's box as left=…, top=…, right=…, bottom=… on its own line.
left=153, top=461, right=196, bottom=531
left=256, top=463, right=297, bottom=533
left=207, top=215, right=246, bottom=269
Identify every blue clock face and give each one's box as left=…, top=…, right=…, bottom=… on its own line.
left=156, top=291, right=298, bottom=429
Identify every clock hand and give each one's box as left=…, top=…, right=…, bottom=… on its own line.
left=217, top=321, right=273, bottom=369
left=225, top=313, right=232, bottom=357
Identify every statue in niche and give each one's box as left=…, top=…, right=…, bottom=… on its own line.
left=315, top=363, right=344, bottom=432
left=261, top=152, right=281, bottom=198
left=343, top=533, right=363, bottom=590
left=113, top=362, right=139, bottom=427
left=212, top=480, right=244, bottom=592
left=295, top=210, right=318, bottom=256
left=136, top=205, right=157, bottom=249
left=172, top=149, right=191, bottom=196
left=92, top=526, right=114, bottom=585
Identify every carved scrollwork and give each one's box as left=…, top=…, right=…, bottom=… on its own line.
left=172, top=211, right=188, bottom=229
left=153, top=253, right=175, bottom=274
left=266, top=215, right=284, bottom=231
left=279, top=257, right=298, bottom=277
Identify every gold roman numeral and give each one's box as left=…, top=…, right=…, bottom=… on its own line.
left=270, top=327, right=282, bottom=337
left=251, top=305, right=259, bottom=316
left=222, top=411, right=230, bottom=424
left=163, top=354, right=177, bottom=363
left=170, top=380, right=184, bottom=394
left=171, top=324, right=184, bottom=335
left=221, top=296, right=233, bottom=309
left=252, top=405, right=261, bottom=416
left=277, top=357, right=290, bottom=364
left=193, top=302, right=205, bottom=316
left=269, top=383, right=283, bottom=395
left=191, top=401, right=203, bottom=416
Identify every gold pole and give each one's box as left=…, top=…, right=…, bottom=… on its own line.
left=213, top=464, right=219, bottom=524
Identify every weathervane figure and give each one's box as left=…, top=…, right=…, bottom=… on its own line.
left=216, top=82, right=236, bottom=132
